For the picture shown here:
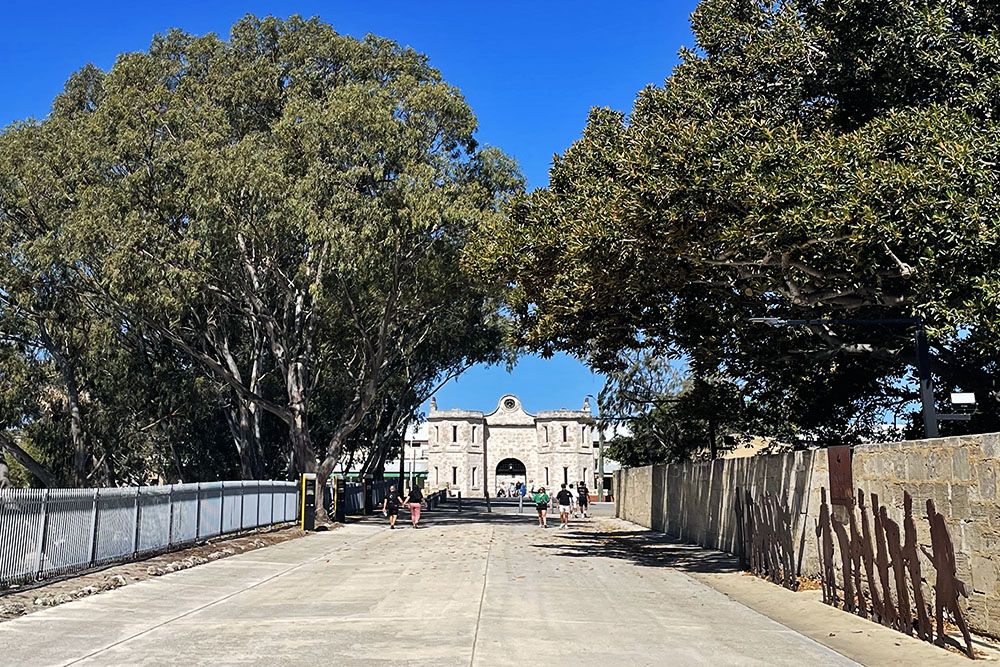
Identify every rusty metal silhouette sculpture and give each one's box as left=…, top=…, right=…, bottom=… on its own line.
left=813, top=488, right=975, bottom=659
left=735, top=488, right=798, bottom=590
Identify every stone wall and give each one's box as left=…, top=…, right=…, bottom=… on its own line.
left=614, top=433, right=1000, bottom=637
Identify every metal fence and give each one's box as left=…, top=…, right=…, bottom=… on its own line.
left=0, top=480, right=298, bottom=588
left=337, top=479, right=395, bottom=514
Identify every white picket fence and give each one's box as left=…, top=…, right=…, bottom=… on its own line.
left=0, top=480, right=298, bottom=588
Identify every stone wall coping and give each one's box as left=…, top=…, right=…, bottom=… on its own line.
left=535, top=410, right=589, bottom=419
left=427, top=410, right=485, bottom=420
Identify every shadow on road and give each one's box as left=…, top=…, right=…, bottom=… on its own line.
left=528, top=529, right=742, bottom=574
left=351, top=505, right=741, bottom=574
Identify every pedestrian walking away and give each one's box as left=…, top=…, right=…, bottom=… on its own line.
left=533, top=487, right=550, bottom=527
left=556, top=484, right=573, bottom=529
left=381, top=485, right=405, bottom=529
left=577, top=481, right=590, bottom=518
left=406, top=485, right=427, bottom=527
left=569, top=483, right=579, bottom=518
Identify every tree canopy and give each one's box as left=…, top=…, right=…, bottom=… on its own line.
left=472, top=0, right=1000, bottom=448
left=0, top=15, right=520, bottom=497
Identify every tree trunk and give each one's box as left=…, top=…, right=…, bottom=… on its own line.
left=0, top=434, right=58, bottom=487
left=226, top=398, right=266, bottom=480
left=38, top=327, right=87, bottom=486
left=315, top=450, right=338, bottom=525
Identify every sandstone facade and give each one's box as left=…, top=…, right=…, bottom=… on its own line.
left=426, top=394, right=593, bottom=496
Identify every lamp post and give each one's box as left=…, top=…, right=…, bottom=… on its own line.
left=482, top=425, right=491, bottom=513
left=585, top=393, right=606, bottom=502
left=748, top=317, right=966, bottom=439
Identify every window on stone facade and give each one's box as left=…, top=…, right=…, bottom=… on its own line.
left=435, top=426, right=439, bottom=442
left=563, top=467, right=569, bottom=485
left=582, top=425, right=586, bottom=443
left=544, top=425, right=549, bottom=442
left=435, top=467, right=439, bottom=484
left=452, top=425, right=458, bottom=442
left=452, top=466, right=458, bottom=484
left=562, top=425, right=568, bottom=442
left=583, top=468, right=587, bottom=484
left=544, top=467, right=549, bottom=485
left=472, top=467, right=477, bottom=488
left=472, top=425, right=477, bottom=442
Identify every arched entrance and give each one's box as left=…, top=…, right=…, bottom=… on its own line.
left=495, top=458, right=526, bottom=496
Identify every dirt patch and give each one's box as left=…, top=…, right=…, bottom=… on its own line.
left=0, top=526, right=307, bottom=623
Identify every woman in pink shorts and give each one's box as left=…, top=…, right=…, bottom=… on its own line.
left=406, top=485, right=426, bottom=527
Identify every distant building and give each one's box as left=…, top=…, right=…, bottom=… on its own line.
left=424, top=394, right=595, bottom=496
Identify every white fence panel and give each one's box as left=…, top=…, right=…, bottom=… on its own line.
left=137, top=486, right=172, bottom=554
left=170, top=484, right=200, bottom=545
left=40, top=489, right=95, bottom=576
left=0, top=489, right=46, bottom=586
left=93, top=488, right=138, bottom=565
left=1, top=480, right=297, bottom=588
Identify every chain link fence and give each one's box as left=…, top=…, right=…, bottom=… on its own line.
left=0, top=480, right=298, bottom=588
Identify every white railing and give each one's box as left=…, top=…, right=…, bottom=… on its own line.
left=0, top=480, right=298, bottom=588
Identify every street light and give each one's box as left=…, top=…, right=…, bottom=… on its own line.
left=584, top=393, right=607, bottom=502
left=748, top=316, right=968, bottom=438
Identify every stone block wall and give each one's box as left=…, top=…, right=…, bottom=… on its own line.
left=613, top=433, right=1000, bottom=638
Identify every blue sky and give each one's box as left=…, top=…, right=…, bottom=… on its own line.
left=1, top=0, right=700, bottom=413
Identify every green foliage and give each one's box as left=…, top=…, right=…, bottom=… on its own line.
left=0, top=15, right=519, bottom=487
left=473, top=0, right=1000, bottom=450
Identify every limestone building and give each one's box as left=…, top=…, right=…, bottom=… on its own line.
left=426, top=394, right=594, bottom=496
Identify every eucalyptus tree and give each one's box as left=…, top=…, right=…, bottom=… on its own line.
left=10, top=16, right=518, bottom=511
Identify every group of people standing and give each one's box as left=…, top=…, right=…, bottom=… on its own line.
left=530, top=481, right=589, bottom=528
left=379, top=479, right=591, bottom=530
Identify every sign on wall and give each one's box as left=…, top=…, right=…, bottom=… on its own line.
left=827, top=445, right=854, bottom=507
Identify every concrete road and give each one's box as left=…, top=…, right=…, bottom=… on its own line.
left=0, top=506, right=856, bottom=666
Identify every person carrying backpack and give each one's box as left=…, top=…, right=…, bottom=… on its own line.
left=532, top=487, right=550, bottom=528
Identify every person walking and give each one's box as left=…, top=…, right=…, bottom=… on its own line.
left=533, top=486, right=550, bottom=528
left=577, top=481, right=590, bottom=518
left=381, top=485, right=405, bottom=529
left=556, top=484, right=573, bottom=529
left=406, top=485, right=426, bottom=528
left=569, top=483, right=579, bottom=518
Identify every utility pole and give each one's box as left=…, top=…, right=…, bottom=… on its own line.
left=597, top=422, right=606, bottom=502
left=409, top=441, right=416, bottom=488
left=398, top=440, right=405, bottom=489
left=482, top=429, right=491, bottom=512
left=916, top=326, right=938, bottom=438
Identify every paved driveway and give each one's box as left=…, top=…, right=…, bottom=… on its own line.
left=0, top=507, right=856, bottom=666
